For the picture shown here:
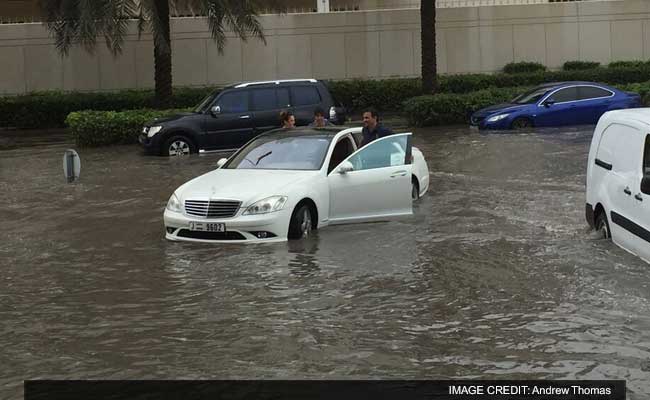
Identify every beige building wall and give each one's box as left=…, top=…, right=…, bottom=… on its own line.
left=0, top=0, right=649, bottom=95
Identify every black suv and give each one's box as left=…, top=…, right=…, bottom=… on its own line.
left=139, top=79, right=346, bottom=156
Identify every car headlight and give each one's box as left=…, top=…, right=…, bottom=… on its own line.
left=243, top=196, right=288, bottom=215
left=166, top=193, right=182, bottom=213
left=147, top=126, right=163, bottom=138
left=487, top=114, right=509, bottom=122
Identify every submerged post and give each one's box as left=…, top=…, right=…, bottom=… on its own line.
left=63, top=149, right=81, bottom=183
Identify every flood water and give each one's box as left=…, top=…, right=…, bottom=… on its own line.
left=2, top=126, right=649, bottom=399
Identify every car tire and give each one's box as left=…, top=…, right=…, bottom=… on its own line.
left=411, top=177, right=420, bottom=201
left=288, top=203, right=314, bottom=240
left=595, top=210, right=611, bottom=240
left=511, top=117, right=532, bottom=130
left=163, top=135, right=196, bottom=157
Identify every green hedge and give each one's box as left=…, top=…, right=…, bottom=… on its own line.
left=65, top=80, right=650, bottom=146
left=7, top=63, right=650, bottom=130
left=66, top=109, right=189, bottom=147
left=502, top=61, right=546, bottom=74
left=563, top=61, right=601, bottom=70
left=402, top=87, right=527, bottom=127
left=608, top=60, right=650, bottom=69
left=403, top=81, right=650, bottom=127
left=0, top=87, right=213, bottom=130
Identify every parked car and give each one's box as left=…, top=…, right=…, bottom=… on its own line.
left=163, top=126, right=430, bottom=243
left=471, top=82, right=641, bottom=130
left=139, top=79, right=346, bottom=156
left=586, top=109, right=650, bottom=263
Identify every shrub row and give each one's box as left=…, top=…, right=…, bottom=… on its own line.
left=66, top=109, right=189, bottom=147
left=67, top=80, right=650, bottom=146
left=402, top=81, right=650, bottom=127
left=0, top=87, right=213, bottom=130
left=562, top=61, right=601, bottom=71
left=502, top=62, right=546, bottom=74
left=6, top=63, right=650, bottom=130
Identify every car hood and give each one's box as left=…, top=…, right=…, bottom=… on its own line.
left=148, top=112, right=194, bottom=126
left=474, top=103, right=527, bottom=117
left=175, top=168, right=318, bottom=206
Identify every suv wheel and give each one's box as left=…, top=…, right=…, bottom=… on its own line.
left=164, top=136, right=195, bottom=157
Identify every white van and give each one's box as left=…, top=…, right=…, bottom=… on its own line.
left=586, top=109, right=650, bottom=263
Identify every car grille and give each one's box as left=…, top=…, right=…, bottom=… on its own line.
left=471, top=116, right=484, bottom=125
left=184, top=200, right=241, bottom=218
left=178, top=230, right=246, bottom=240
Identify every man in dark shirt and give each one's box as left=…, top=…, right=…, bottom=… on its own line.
left=361, top=108, right=393, bottom=147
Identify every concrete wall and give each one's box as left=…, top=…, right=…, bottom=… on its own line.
left=0, top=0, right=649, bottom=94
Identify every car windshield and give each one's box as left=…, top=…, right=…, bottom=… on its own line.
left=193, top=91, right=219, bottom=113
left=224, top=134, right=333, bottom=170
left=511, top=86, right=552, bottom=104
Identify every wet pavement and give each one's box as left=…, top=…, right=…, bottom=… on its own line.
left=1, top=126, right=649, bottom=399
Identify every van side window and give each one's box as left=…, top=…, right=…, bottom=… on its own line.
left=216, top=91, right=249, bottom=113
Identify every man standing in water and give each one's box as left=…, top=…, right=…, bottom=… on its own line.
left=361, top=108, right=393, bottom=147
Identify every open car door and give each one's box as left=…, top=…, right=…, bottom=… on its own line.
left=328, top=133, right=413, bottom=224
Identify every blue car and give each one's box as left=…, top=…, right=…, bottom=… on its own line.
left=470, top=82, right=641, bottom=130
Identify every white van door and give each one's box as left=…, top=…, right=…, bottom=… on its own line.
left=628, top=134, right=650, bottom=262
left=596, top=123, right=644, bottom=257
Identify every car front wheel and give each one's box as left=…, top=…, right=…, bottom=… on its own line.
left=511, top=117, right=532, bottom=130
left=288, top=204, right=314, bottom=240
left=164, top=136, right=196, bottom=157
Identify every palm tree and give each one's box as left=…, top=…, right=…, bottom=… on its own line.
left=39, top=0, right=287, bottom=107
left=421, top=0, right=437, bottom=94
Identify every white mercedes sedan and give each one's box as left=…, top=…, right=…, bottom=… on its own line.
left=163, top=127, right=430, bottom=243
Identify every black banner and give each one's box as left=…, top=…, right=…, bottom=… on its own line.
left=24, top=380, right=625, bottom=400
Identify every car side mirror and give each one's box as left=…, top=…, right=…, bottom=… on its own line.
left=337, top=161, right=354, bottom=174
left=543, top=100, right=555, bottom=108
left=216, top=158, right=228, bottom=168
left=211, top=105, right=221, bottom=116
left=642, top=175, right=650, bottom=195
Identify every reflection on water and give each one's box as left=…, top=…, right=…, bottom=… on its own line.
left=1, top=126, right=650, bottom=399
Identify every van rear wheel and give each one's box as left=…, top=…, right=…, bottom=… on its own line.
left=595, top=211, right=611, bottom=240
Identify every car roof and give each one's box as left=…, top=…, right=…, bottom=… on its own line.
left=223, top=79, right=320, bottom=89
left=256, top=126, right=352, bottom=140
left=540, top=81, right=612, bottom=89
left=599, top=108, right=650, bottom=127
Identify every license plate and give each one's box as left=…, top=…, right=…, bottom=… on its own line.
left=469, top=125, right=479, bottom=130
left=189, top=222, right=226, bottom=232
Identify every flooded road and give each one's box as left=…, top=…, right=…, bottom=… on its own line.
left=2, top=126, right=649, bottom=399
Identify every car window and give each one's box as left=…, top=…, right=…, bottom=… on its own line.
left=291, top=86, right=321, bottom=106
left=548, top=87, right=579, bottom=103
left=252, top=88, right=277, bottom=111
left=512, top=86, right=551, bottom=104
left=224, top=134, right=332, bottom=170
left=194, top=90, right=219, bottom=113
left=277, top=88, right=290, bottom=108
left=347, top=134, right=409, bottom=171
left=327, top=136, right=355, bottom=174
left=216, top=91, right=249, bottom=113
left=578, top=86, right=612, bottom=100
